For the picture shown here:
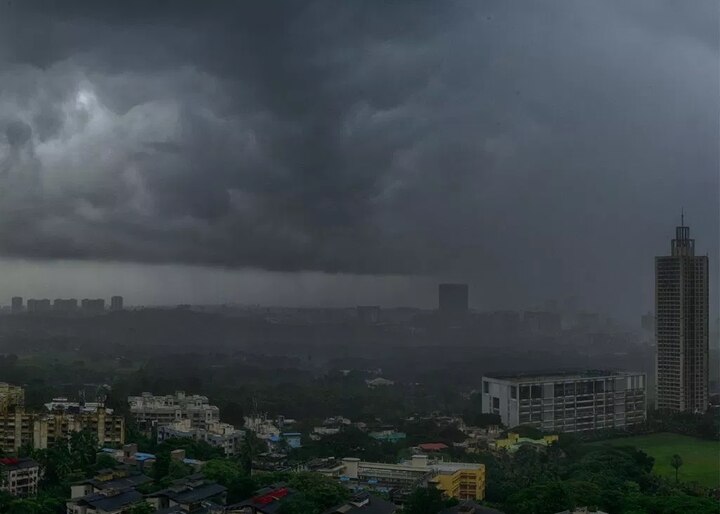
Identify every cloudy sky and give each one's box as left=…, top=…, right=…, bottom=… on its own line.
left=0, top=1, right=717, bottom=318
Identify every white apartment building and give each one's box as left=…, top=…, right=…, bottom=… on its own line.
left=482, top=371, right=646, bottom=433
left=157, top=419, right=244, bottom=457
left=128, top=391, right=220, bottom=429
left=0, top=458, right=40, bottom=497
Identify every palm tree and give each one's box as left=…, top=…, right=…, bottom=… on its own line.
left=670, top=454, right=683, bottom=483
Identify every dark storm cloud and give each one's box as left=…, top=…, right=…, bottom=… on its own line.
left=0, top=0, right=717, bottom=312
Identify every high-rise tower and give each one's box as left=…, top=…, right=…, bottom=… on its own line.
left=655, top=218, right=709, bottom=412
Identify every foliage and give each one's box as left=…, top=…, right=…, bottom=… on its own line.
left=202, top=459, right=257, bottom=503
left=669, top=454, right=683, bottom=483
left=403, top=487, right=457, bottom=514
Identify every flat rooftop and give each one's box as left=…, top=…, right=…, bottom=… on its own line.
left=484, top=370, right=643, bottom=384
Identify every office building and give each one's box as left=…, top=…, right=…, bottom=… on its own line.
left=81, top=299, right=106, bottom=314
left=26, top=299, right=51, bottom=313
left=10, top=297, right=23, bottom=314
left=110, top=296, right=124, bottom=311
left=481, top=371, right=646, bottom=433
left=128, top=391, right=220, bottom=429
left=438, top=283, right=469, bottom=314
left=0, top=458, right=40, bottom=497
left=655, top=220, right=709, bottom=413
left=53, top=298, right=78, bottom=312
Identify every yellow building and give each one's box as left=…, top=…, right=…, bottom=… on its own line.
left=0, top=409, right=124, bottom=453
left=0, top=383, right=24, bottom=414
left=491, top=432, right=558, bottom=452
left=431, top=462, right=486, bottom=501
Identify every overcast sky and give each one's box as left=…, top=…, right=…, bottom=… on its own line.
left=0, top=1, right=717, bottom=318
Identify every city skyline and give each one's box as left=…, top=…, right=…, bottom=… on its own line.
left=0, top=2, right=716, bottom=320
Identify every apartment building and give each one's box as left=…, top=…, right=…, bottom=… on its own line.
left=157, top=419, right=244, bottom=457
left=0, top=457, right=40, bottom=497
left=128, top=391, right=220, bottom=429
left=0, top=409, right=124, bottom=453
left=0, top=383, right=25, bottom=414
left=481, top=371, right=646, bottom=433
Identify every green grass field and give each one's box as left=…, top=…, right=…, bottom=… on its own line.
left=590, top=433, right=720, bottom=488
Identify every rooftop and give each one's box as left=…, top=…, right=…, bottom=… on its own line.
left=74, top=489, right=143, bottom=512
left=484, top=370, right=642, bottom=384
left=323, top=492, right=396, bottom=514
left=0, top=457, right=39, bottom=470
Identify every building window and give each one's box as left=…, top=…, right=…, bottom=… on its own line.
left=510, top=386, right=517, bottom=400
left=483, top=382, right=489, bottom=394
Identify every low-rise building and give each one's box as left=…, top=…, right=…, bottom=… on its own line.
left=0, top=457, right=40, bottom=497
left=68, top=470, right=152, bottom=514
left=226, top=484, right=296, bottom=514
left=45, top=398, right=114, bottom=415
left=338, top=455, right=486, bottom=502
left=129, top=391, right=220, bottom=430
left=157, top=419, right=244, bottom=457
left=481, top=371, right=646, bottom=433
left=430, top=462, right=486, bottom=501
left=323, top=492, right=396, bottom=514
left=146, top=474, right=227, bottom=512
left=491, top=433, right=558, bottom=452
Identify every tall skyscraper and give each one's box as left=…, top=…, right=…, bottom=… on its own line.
left=655, top=219, right=709, bottom=413
left=110, top=296, right=124, bottom=311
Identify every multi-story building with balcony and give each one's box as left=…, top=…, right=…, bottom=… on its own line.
left=481, top=371, right=646, bottom=433
left=128, top=391, right=220, bottom=430
left=0, top=457, right=40, bottom=497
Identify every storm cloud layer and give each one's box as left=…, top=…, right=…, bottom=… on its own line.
left=0, top=1, right=718, bottom=312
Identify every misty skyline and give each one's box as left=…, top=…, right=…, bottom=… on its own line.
left=0, top=1, right=717, bottom=319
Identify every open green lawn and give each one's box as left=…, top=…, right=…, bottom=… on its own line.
left=590, top=433, right=720, bottom=488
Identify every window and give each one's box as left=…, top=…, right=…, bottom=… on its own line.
left=492, top=397, right=500, bottom=409
left=483, top=381, right=489, bottom=394
left=510, top=386, right=517, bottom=399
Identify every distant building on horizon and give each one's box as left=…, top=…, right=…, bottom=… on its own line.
left=81, top=298, right=106, bottom=314
left=356, top=305, right=380, bottom=324
left=26, top=299, right=51, bottom=313
left=10, top=297, right=23, bottom=314
left=438, top=283, right=469, bottom=315
left=53, top=298, right=78, bottom=312
left=655, top=219, right=709, bottom=413
left=110, top=296, right=124, bottom=311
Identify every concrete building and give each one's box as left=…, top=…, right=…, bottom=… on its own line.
left=0, top=408, right=124, bottom=453
left=53, top=298, right=78, bottom=312
left=655, top=221, right=709, bottom=413
left=157, top=419, right=244, bottom=457
left=481, top=371, right=646, bottom=433
left=45, top=398, right=113, bottom=415
left=0, top=383, right=25, bottom=414
left=438, top=284, right=469, bottom=315
left=339, top=455, right=485, bottom=501
left=0, top=458, right=40, bottom=497
left=11, top=297, right=23, bottom=313
left=430, top=462, right=486, bottom=501
left=68, top=470, right=152, bottom=514
left=110, top=296, right=124, bottom=311
left=81, top=299, right=106, bottom=314
left=128, top=391, right=220, bottom=429
left=26, top=299, right=51, bottom=313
